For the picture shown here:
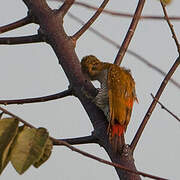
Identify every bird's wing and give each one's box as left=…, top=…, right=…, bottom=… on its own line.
left=108, top=65, right=136, bottom=129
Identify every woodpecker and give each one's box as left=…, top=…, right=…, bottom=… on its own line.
left=81, top=55, right=137, bottom=153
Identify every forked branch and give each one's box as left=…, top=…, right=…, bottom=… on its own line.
left=0, top=106, right=167, bottom=179
left=53, top=138, right=167, bottom=180
left=131, top=56, right=180, bottom=152
left=160, top=1, right=180, bottom=52
left=114, top=0, right=146, bottom=65
left=51, top=0, right=180, bottom=21
left=72, top=1, right=180, bottom=21
left=72, top=0, right=109, bottom=41
left=6, top=0, right=175, bottom=178
left=68, top=12, right=180, bottom=90
left=57, top=0, right=75, bottom=17
left=130, top=0, right=180, bottom=153
left=151, top=94, right=180, bottom=122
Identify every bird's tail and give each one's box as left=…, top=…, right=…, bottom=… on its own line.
left=108, top=124, right=125, bottom=154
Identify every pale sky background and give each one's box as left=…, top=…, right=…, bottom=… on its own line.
left=0, top=0, right=180, bottom=179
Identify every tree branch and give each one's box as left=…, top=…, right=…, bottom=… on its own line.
left=0, top=16, right=33, bottom=34
left=0, top=106, right=35, bottom=128
left=23, top=0, right=51, bottom=13
left=68, top=12, right=180, bottom=90
left=57, top=0, right=74, bottom=17
left=50, top=0, right=180, bottom=21
left=0, top=89, right=72, bottom=105
left=73, top=1, right=180, bottom=21
left=0, top=105, right=167, bottom=180
left=53, top=138, right=167, bottom=180
left=131, top=56, right=180, bottom=152
left=131, top=0, right=180, bottom=156
left=72, top=0, right=109, bottom=41
left=0, top=34, right=43, bottom=45
left=19, top=0, right=146, bottom=178
left=151, top=94, right=180, bottom=122
left=160, top=1, right=180, bottom=52
left=54, top=135, right=98, bottom=145
left=127, top=49, right=180, bottom=89
left=114, top=0, right=146, bottom=65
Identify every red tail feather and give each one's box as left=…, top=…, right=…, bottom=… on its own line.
left=109, top=124, right=125, bottom=153
left=111, top=124, right=125, bottom=137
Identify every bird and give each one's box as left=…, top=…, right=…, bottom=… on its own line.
left=81, top=55, right=137, bottom=153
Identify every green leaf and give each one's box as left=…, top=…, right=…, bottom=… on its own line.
left=10, top=127, right=49, bottom=174
left=33, top=138, right=53, bottom=168
left=31, top=128, right=49, bottom=163
left=0, top=118, right=19, bottom=174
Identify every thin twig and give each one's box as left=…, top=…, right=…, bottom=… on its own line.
left=114, top=0, right=146, bottom=65
left=0, top=16, right=33, bottom=34
left=151, top=94, right=180, bottom=122
left=0, top=35, right=43, bottom=45
left=0, top=106, right=35, bottom=128
left=51, top=0, right=180, bottom=21
left=131, top=56, right=180, bottom=152
left=57, top=0, right=75, bottom=17
left=53, top=138, right=167, bottom=180
left=127, top=50, right=180, bottom=89
left=72, top=0, right=109, bottom=41
left=74, top=2, right=180, bottom=21
left=0, top=89, right=72, bottom=105
left=54, top=135, right=98, bottom=145
left=160, top=1, right=180, bottom=52
left=0, top=106, right=167, bottom=179
left=68, top=12, right=180, bottom=90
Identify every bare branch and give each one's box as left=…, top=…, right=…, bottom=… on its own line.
left=72, top=0, right=109, bottom=41
left=131, top=56, right=180, bottom=152
left=0, top=35, right=43, bottom=45
left=0, top=105, right=167, bottom=179
left=54, top=135, right=98, bottom=145
left=114, top=0, right=145, bottom=65
left=20, top=0, right=169, bottom=178
left=0, top=89, right=72, bottom=105
left=22, top=0, right=51, bottom=13
left=0, top=16, right=33, bottom=34
left=73, top=1, right=180, bottom=21
left=0, top=106, right=35, bottom=128
left=160, top=1, right=180, bottom=52
left=50, top=0, right=180, bottom=21
left=127, top=50, right=180, bottom=89
left=53, top=138, right=167, bottom=180
left=57, top=0, right=75, bottom=17
left=68, top=13, right=180, bottom=90
left=151, top=94, right=180, bottom=122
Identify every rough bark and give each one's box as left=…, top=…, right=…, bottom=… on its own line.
left=22, top=0, right=141, bottom=179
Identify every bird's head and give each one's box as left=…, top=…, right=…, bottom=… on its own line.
left=81, top=55, right=104, bottom=80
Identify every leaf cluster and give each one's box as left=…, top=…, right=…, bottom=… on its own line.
left=0, top=118, right=53, bottom=175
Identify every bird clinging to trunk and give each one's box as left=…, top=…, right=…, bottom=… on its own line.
left=81, top=55, right=137, bottom=153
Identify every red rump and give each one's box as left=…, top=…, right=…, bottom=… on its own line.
left=109, top=124, right=125, bottom=153
left=111, top=124, right=125, bottom=137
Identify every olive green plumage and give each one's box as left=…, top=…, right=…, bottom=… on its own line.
left=81, top=55, right=137, bottom=153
